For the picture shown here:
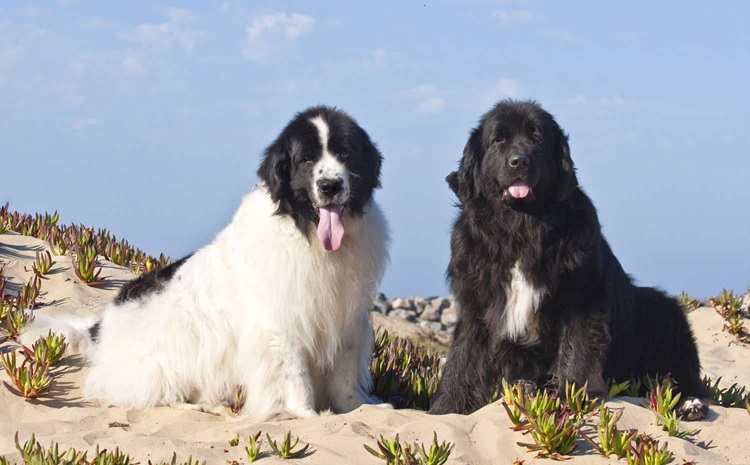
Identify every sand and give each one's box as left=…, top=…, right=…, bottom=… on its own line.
left=1, top=231, right=749, bottom=464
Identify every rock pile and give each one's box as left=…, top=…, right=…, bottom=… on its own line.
left=372, top=293, right=458, bottom=339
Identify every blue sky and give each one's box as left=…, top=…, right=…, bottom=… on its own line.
left=1, top=1, right=748, bottom=299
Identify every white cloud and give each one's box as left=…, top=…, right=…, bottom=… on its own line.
left=66, top=52, right=93, bottom=78
left=164, top=7, right=195, bottom=24
left=122, top=8, right=206, bottom=55
left=417, top=97, right=446, bottom=115
left=121, top=55, right=148, bottom=76
left=492, top=10, right=539, bottom=23
left=72, top=118, right=101, bottom=130
left=489, top=78, right=522, bottom=98
left=242, top=11, right=315, bottom=61
left=466, top=78, right=524, bottom=112
left=369, top=49, right=389, bottom=69
left=394, top=84, right=446, bottom=116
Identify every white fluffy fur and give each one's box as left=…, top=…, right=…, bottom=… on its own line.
left=21, top=187, right=389, bottom=420
left=502, top=262, right=546, bottom=344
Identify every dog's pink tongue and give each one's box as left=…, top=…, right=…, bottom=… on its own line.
left=317, top=205, right=345, bottom=251
left=508, top=181, right=531, bottom=199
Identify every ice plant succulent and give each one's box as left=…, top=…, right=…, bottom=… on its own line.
left=13, top=433, right=139, bottom=465
left=4, top=304, right=35, bottom=339
left=703, top=376, right=749, bottom=408
left=648, top=376, right=692, bottom=438
left=710, top=289, right=750, bottom=343
left=23, top=331, right=68, bottom=367
left=677, top=292, right=701, bottom=311
left=370, top=330, right=442, bottom=410
left=414, top=433, right=454, bottom=465
left=1, top=351, right=54, bottom=398
left=148, top=454, right=206, bottom=465
left=364, top=434, right=407, bottom=464
left=365, top=433, right=455, bottom=465
left=515, top=403, right=582, bottom=459
left=608, top=379, right=632, bottom=398
left=31, top=250, right=54, bottom=276
left=500, top=379, right=526, bottom=426
left=229, top=385, right=246, bottom=414
left=70, top=241, right=104, bottom=285
left=580, top=406, right=637, bottom=459
left=626, top=435, right=673, bottom=465
left=266, top=431, right=311, bottom=459
left=48, top=227, right=69, bottom=256
left=245, top=432, right=262, bottom=462
left=14, top=433, right=87, bottom=465
left=564, top=381, right=599, bottom=420
left=16, top=275, right=41, bottom=310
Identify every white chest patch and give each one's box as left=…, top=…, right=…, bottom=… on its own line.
left=502, top=262, right=546, bottom=344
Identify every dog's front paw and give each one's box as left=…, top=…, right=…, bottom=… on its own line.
left=678, top=397, right=708, bottom=421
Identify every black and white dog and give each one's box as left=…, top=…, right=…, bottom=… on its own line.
left=429, top=100, right=708, bottom=419
left=22, top=106, right=390, bottom=420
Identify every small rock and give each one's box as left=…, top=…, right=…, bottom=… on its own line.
left=441, top=307, right=458, bottom=326
left=430, top=297, right=451, bottom=311
left=419, top=320, right=445, bottom=333
left=389, top=309, right=417, bottom=321
left=391, top=297, right=415, bottom=311
left=420, top=304, right=441, bottom=322
left=372, top=300, right=390, bottom=314
left=413, top=296, right=429, bottom=315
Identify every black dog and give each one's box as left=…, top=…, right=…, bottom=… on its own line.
left=429, top=100, right=708, bottom=420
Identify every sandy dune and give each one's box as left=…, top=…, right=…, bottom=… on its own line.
left=1, top=231, right=749, bottom=464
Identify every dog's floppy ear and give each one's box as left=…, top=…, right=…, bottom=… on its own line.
left=357, top=126, right=383, bottom=189
left=447, top=130, right=483, bottom=203
left=555, top=132, right=578, bottom=201
left=257, top=138, right=293, bottom=210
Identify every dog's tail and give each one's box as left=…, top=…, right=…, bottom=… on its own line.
left=18, top=312, right=99, bottom=356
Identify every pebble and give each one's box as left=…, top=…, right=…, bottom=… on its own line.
left=440, top=307, right=458, bottom=327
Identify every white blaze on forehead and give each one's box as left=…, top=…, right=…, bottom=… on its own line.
left=309, top=115, right=329, bottom=153
left=309, top=115, right=349, bottom=203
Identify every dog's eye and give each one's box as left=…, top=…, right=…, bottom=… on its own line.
left=492, top=138, right=506, bottom=145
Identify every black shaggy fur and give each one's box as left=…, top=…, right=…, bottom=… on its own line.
left=112, top=255, right=192, bottom=305
left=429, top=100, right=708, bottom=416
left=89, top=255, right=192, bottom=343
left=257, top=106, right=383, bottom=238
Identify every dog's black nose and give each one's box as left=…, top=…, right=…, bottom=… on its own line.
left=509, top=154, right=530, bottom=168
left=318, top=178, right=343, bottom=197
